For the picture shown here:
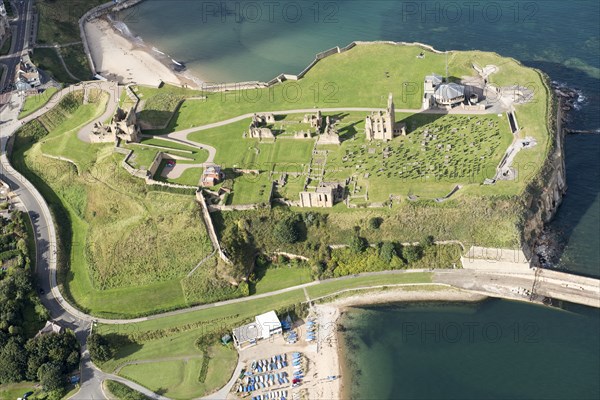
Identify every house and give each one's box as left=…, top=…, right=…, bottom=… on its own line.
left=434, top=83, right=465, bottom=106
left=35, top=321, right=64, bottom=338
left=16, top=54, right=41, bottom=88
left=232, top=311, right=282, bottom=349
left=201, top=164, right=224, bottom=187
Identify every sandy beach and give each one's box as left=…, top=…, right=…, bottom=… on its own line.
left=309, top=287, right=488, bottom=400
left=84, top=18, right=198, bottom=88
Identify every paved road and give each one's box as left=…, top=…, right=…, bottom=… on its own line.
left=0, top=0, right=33, bottom=93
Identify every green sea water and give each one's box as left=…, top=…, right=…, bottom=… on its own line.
left=339, top=299, right=600, bottom=399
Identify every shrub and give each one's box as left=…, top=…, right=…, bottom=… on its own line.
left=368, top=217, right=383, bottom=229
left=402, top=245, right=423, bottom=264
left=348, top=235, right=368, bottom=253
left=379, top=242, right=397, bottom=263
left=421, top=235, right=435, bottom=248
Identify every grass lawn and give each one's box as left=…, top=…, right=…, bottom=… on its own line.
left=0, top=382, right=38, bottom=400
left=36, top=0, right=105, bottom=44
left=118, top=345, right=236, bottom=399
left=228, top=174, right=272, bottom=205
left=60, top=44, right=92, bottom=81
left=18, top=87, right=60, bottom=119
left=252, top=266, right=313, bottom=294
left=306, top=271, right=432, bottom=299
left=31, top=48, right=77, bottom=84
left=166, top=167, right=203, bottom=186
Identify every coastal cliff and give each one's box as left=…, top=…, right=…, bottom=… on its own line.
left=519, top=77, right=567, bottom=265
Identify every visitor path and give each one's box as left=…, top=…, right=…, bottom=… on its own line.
left=165, top=106, right=491, bottom=143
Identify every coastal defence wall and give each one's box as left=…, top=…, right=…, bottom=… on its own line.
left=203, top=40, right=447, bottom=92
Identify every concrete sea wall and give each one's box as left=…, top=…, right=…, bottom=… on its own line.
left=203, top=40, right=447, bottom=92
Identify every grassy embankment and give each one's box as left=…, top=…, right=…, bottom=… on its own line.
left=18, top=87, right=60, bottom=119
left=33, top=0, right=104, bottom=81
left=0, top=34, right=11, bottom=56
left=11, top=91, right=218, bottom=317
left=95, top=272, right=431, bottom=398
left=105, top=380, right=150, bottom=400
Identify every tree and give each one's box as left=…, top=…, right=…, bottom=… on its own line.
left=348, top=235, right=368, bottom=253
left=274, top=219, right=299, bottom=244
left=368, top=217, right=383, bottom=230
left=379, top=242, right=397, bottom=263
left=38, top=362, right=65, bottom=392
left=221, top=223, right=256, bottom=281
left=421, top=235, right=435, bottom=249
left=0, top=337, right=27, bottom=383
left=87, top=333, right=114, bottom=363
left=402, top=245, right=423, bottom=264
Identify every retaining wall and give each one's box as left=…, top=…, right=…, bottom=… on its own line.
left=196, top=190, right=233, bottom=264
left=202, top=40, right=448, bottom=93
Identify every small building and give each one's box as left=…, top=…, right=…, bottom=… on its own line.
left=35, top=321, right=63, bottom=338
left=232, top=311, right=282, bottom=349
left=16, top=53, right=41, bottom=89
left=434, top=83, right=465, bottom=106
left=201, top=164, right=224, bottom=187
left=423, top=73, right=443, bottom=109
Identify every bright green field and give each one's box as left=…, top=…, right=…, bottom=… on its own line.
left=118, top=345, right=236, bottom=399
left=252, top=266, right=313, bottom=294
left=187, top=109, right=513, bottom=202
